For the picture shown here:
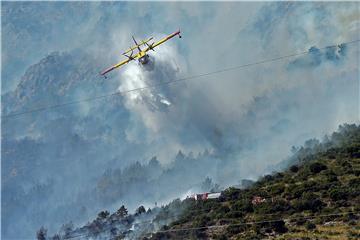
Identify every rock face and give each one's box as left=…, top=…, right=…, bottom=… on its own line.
left=1, top=1, right=99, bottom=92
left=3, top=51, right=101, bottom=116
left=2, top=50, right=131, bottom=239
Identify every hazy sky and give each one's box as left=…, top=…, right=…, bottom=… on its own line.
left=2, top=1, right=359, bottom=239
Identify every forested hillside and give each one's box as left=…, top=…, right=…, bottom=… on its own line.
left=41, top=124, right=360, bottom=240
left=147, top=124, right=360, bottom=239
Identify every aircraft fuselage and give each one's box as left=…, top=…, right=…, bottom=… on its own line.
left=139, top=54, right=150, bottom=65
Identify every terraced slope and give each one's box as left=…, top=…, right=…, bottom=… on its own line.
left=147, top=124, right=360, bottom=240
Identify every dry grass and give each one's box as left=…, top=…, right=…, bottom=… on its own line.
left=275, top=222, right=360, bottom=240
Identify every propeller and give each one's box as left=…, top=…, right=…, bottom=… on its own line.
left=123, top=48, right=135, bottom=60
left=146, top=42, right=155, bottom=51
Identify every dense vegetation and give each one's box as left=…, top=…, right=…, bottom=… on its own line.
left=146, top=124, right=360, bottom=239
left=39, top=124, right=360, bottom=239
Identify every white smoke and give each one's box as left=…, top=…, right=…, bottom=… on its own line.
left=117, top=40, right=187, bottom=148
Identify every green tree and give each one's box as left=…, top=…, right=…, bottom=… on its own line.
left=97, top=210, right=110, bottom=219
left=136, top=205, right=146, bottom=215
left=329, top=188, right=348, bottom=201
left=36, top=226, right=47, bottom=240
left=270, top=220, right=288, bottom=233
left=290, top=165, right=299, bottom=173
left=305, top=221, right=316, bottom=230
left=309, top=162, right=327, bottom=174
left=293, top=192, right=324, bottom=212
left=116, top=205, right=128, bottom=218
left=60, top=222, right=74, bottom=238
left=52, top=234, right=61, bottom=240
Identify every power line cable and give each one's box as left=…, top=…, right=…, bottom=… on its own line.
left=62, top=180, right=358, bottom=239
left=5, top=168, right=352, bottom=238
left=153, top=211, right=359, bottom=234
left=65, top=210, right=359, bottom=239
left=2, top=39, right=359, bottom=120
left=32, top=182, right=352, bottom=240
left=75, top=211, right=359, bottom=239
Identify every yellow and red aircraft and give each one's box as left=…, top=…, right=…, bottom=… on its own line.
left=101, top=30, right=181, bottom=77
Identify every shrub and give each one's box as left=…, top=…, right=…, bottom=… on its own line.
left=326, top=172, right=338, bottom=182
left=349, top=220, right=357, bottom=226
left=343, top=212, right=359, bottom=222
left=136, top=205, right=146, bottom=215
left=194, top=215, right=210, bottom=227
left=288, top=185, right=307, bottom=199
left=271, top=199, right=291, bottom=213
left=349, top=177, right=360, bottom=187
left=97, top=210, right=110, bottom=219
left=295, top=218, right=306, bottom=226
left=309, top=162, right=327, bottom=174
left=192, top=229, right=207, bottom=239
left=223, top=187, right=241, bottom=200
left=227, top=224, right=246, bottom=235
left=290, top=165, right=299, bottom=173
left=270, top=220, right=288, bottom=233
left=305, top=221, right=316, bottom=230
left=329, top=188, right=348, bottom=201
left=270, top=184, right=285, bottom=195
left=253, top=220, right=288, bottom=235
left=263, top=175, right=274, bottom=182
left=214, top=234, right=227, bottom=240
left=232, top=201, right=253, bottom=213
left=244, top=232, right=262, bottom=240
left=36, top=227, right=47, bottom=240
left=347, top=230, right=360, bottom=238
left=116, top=205, right=128, bottom=217
left=297, top=168, right=312, bottom=181
left=254, top=202, right=274, bottom=214
left=213, top=207, right=228, bottom=220
left=225, top=211, right=244, bottom=219
left=52, top=234, right=61, bottom=240
left=293, top=193, right=324, bottom=213
left=274, top=172, right=285, bottom=179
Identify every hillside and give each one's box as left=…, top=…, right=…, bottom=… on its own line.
left=146, top=124, right=360, bottom=239
left=41, top=124, right=360, bottom=240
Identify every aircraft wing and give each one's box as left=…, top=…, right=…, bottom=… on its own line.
left=123, top=37, right=154, bottom=55
left=144, top=30, right=181, bottom=52
left=100, top=53, right=140, bottom=76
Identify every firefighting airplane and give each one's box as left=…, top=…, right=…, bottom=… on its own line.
left=100, top=30, right=181, bottom=77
